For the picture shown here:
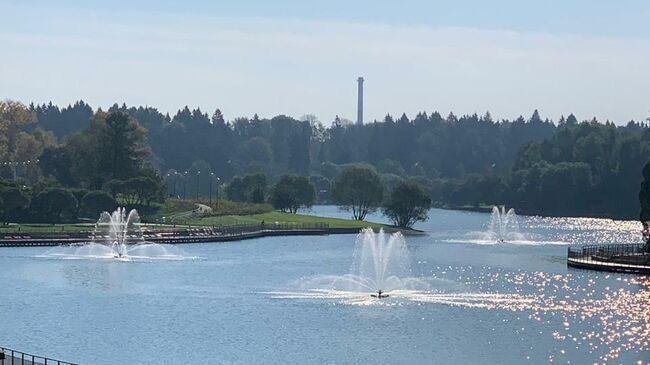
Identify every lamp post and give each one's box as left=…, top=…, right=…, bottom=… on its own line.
left=2, top=159, right=39, bottom=182
left=216, top=177, right=220, bottom=200
left=196, top=170, right=201, bottom=201
left=209, top=172, right=215, bottom=205
left=183, top=171, right=188, bottom=200
left=173, top=171, right=178, bottom=197
left=22, top=161, right=28, bottom=180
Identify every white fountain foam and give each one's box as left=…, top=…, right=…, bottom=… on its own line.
left=262, top=289, right=542, bottom=308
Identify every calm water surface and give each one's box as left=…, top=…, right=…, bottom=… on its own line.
left=0, top=207, right=648, bottom=364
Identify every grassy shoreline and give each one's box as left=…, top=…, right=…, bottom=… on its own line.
left=186, top=211, right=385, bottom=229
left=0, top=211, right=389, bottom=234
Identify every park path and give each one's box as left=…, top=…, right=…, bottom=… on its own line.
left=164, top=203, right=212, bottom=223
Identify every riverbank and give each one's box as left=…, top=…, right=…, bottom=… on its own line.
left=0, top=210, right=388, bottom=234
left=0, top=209, right=423, bottom=247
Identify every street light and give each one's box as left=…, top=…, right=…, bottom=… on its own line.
left=214, top=176, right=221, bottom=209
left=1, top=159, right=40, bottom=181
left=173, top=171, right=178, bottom=197
left=209, top=172, right=215, bottom=205
left=183, top=171, right=188, bottom=200
left=196, top=170, right=201, bottom=200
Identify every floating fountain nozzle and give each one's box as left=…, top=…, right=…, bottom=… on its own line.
left=371, top=289, right=389, bottom=299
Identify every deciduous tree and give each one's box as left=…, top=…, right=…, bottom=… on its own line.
left=333, top=165, right=383, bottom=220
left=270, top=175, right=315, bottom=213
left=383, top=180, right=431, bottom=228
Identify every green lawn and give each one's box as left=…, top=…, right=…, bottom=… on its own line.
left=0, top=211, right=384, bottom=234
left=186, top=211, right=385, bottom=229
left=0, top=223, right=95, bottom=233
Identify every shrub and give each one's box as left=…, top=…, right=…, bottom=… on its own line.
left=30, top=188, right=78, bottom=223
left=81, top=190, right=117, bottom=218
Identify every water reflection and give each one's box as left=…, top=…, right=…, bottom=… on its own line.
left=268, top=269, right=650, bottom=363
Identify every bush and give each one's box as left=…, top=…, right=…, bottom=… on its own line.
left=81, top=190, right=118, bottom=219
left=0, top=186, right=30, bottom=223
left=30, top=188, right=78, bottom=223
left=225, top=173, right=267, bottom=203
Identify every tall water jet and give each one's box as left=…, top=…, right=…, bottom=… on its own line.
left=348, top=228, right=420, bottom=297
left=488, top=206, right=525, bottom=243
left=92, top=207, right=144, bottom=258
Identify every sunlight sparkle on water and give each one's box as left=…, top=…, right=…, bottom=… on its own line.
left=267, top=269, right=650, bottom=363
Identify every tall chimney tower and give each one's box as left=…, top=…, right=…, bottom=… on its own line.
left=356, top=77, right=364, bottom=125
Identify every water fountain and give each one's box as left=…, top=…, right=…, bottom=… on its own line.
left=41, top=207, right=192, bottom=261
left=488, top=206, right=525, bottom=243
left=268, top=228, right=428, bottom=302
left=349, top=228, right=414, bottom=298
left=93, top=207, right=143, bottom=258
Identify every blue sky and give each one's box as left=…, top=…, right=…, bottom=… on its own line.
left=2, top=0, right=650, bottom=123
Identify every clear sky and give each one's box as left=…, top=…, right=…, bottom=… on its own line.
left=2, top=0, right=650, bottom=124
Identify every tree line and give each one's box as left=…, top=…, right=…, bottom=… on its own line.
left=438, top=119, right=650, bottom=217
left=3, top=99, right=650, bottom=220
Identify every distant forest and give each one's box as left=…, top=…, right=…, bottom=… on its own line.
left=6, top=100, right=650, bottom=219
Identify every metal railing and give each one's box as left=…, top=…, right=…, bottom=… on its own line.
left=0, top=346, right=79, bottom=365
left=191, top=222, right=329, bottom=237
left=0, top=222, right=331, bottom=246
left=568, top=243, right=649, bottom=262
left=0, top=222, right=330, bottom=236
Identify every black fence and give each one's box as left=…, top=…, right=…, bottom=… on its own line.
left=214, top=222, right=329, bottom=235
left=0, top=222, right=333, bottom=247
left=159, top=222, right=330, bottom=239
left=0, top=346, right=78, bottom=365
left=568, top=243, right=649, bottom=262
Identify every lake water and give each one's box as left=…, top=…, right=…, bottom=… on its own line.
left=0, top=207, right=648, bottom=364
